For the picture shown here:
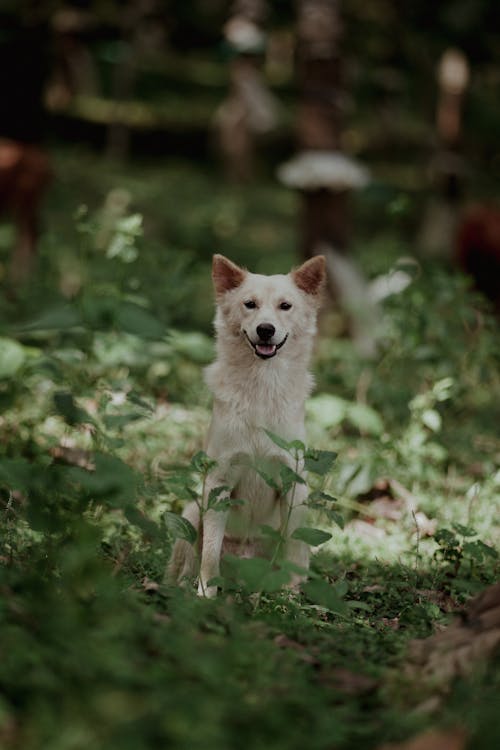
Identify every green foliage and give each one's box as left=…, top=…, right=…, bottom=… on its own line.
left=0, top=154, right=499, bottom=750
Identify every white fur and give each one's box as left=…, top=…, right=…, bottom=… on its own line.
left=167, top=256, right=325, bottom=596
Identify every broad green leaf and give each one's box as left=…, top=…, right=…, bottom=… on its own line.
left=346, top=402, right=384, bottom=436
left=264, top=429, right=295, bottom=453
left=279, top=464, right=306, bottom=494
left=252, top=457, right=282, bottom=492
left=0, top=338, right=25, bottom=378
left=115, top=302, right=165, bottom=339
left=67, top=453, right=136, bottom=505
left=291, top=527, right=332, bottom=546
left=304, top=449, right=337, bottom=476
left=302, top=579, right=348, bottom=615
left=164, top=511, right=197, bottom=544
left=307, top=394, right=347, bottom=428
left=325, top=509, right=344, bottom=529
left=125, top=507, right=162, bottom=540
left=169, top=331, right=214, bottom=364
left=19, top=304, right=81, bottom=332
left=0, top=457, right=33, bottom=491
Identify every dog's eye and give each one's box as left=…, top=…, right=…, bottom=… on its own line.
left=279, top=302, right=292, bottom=311
left=244, top=300, right=257, bottom=309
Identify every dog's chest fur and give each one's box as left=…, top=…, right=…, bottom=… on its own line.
left=204, top=354, right=312, bottom=539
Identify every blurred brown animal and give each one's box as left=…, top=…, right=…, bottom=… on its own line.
left=0, top=138, right=50, bottom=284
left=456, top=205, right=500, bottom=312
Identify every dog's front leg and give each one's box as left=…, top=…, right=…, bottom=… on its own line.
left=198, top=480, right=230, bottom=597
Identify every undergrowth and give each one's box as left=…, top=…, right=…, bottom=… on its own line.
left=0, top=152, right=499, bottom=750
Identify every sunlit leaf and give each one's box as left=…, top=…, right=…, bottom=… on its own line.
left=0, top=338, right=26, bottom=378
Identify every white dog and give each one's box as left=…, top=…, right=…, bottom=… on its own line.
left=168, top=253, right=326, bottom=596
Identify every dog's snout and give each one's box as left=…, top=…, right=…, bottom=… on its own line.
left=256, top=323, right=275, bottom=341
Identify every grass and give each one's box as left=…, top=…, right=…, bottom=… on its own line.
left=0, top=146, right=499, bottom=750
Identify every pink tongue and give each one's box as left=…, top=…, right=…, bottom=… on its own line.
left=256, top=343, right=276, bottom=356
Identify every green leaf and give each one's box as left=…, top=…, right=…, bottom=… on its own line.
left=169, top=331, right=214, bottom=364
left=308, top=490, right=338, bottom=504
left=304, top=449, right=337, bottom=476
left=452, top=523, right=477, bottom=538
left=54, top=392, right=95, bottom=426
left=259, top=524, right=283, bottom=542
left=291, top=527, right=332, bottom=546
left=325, top=510, right=345, bottom=529
left=307, top=394, right=347, bottom=428
left=264, top=429, right=295, bottom=454
left=103, top=412, right=144, bottom=430
left=19, top=304, right=81, bottom=332
left=252, top=458, right=282, bottom=492
left=207, top=485, right=232, bottom=510
left=279, top=464, right=306, bottom=494
left=422, top=408, right=441, bottom=432
left=191, top=451, right=217, bottom=474
left=115, top=302, right=165, bottom=339
left=0, top=457, right=34, bottom=491
left=302, top=579, right=348, bottom=615
left=346, top=402, right=384, bottom=436
left=164, top=511, right=197, bottom=544
left=125, top=507, right=162, bottom=540
left=67, top=453, right=136, bottom=506
left=221, top=555, right=290, bottom=593
left=0, top=338, right=26, bottom=378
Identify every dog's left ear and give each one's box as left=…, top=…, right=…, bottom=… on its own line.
left=293, top=255, right=327, bottom=296
left=212, top=254, right=246, bottom=296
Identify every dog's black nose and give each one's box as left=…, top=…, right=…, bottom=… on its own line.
left=256, top=323, right=275, bottom=341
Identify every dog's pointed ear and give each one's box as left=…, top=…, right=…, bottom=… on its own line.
left=293, top=255, right=327, bottom=296
left=212, top=254, right=246, bottom=296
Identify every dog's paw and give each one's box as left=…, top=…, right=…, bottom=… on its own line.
left=197, top=580, right=218, bottom=598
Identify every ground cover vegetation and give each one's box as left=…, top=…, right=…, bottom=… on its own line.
left=0, top=147, right=499, bottom=750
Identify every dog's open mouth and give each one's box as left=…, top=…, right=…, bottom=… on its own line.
left=244, top=332, right=288, bottom=359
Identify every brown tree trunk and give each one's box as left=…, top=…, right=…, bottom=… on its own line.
left=215, top=0, right=277, bottom=181
left=296, top=0, right=346, bottom=258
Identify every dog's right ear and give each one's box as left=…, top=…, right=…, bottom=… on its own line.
left=212, top=254, right=246, bottom=296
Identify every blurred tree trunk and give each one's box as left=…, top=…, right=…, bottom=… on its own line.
left=296, top=0, right=347, bottom=259
left=107, top=0, right=165, bottom=161
left=215, top=0, right=278, bottom=181
left=418, top=49, right=469, bottom=258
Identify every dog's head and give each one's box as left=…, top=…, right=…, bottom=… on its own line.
left=212, top=254, right=326, bottom=360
